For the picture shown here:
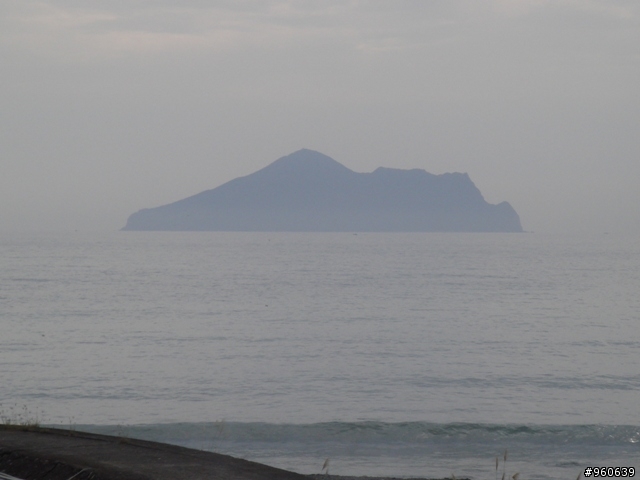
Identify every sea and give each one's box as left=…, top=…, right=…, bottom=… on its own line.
left=1, top=232, right=638, bottom=479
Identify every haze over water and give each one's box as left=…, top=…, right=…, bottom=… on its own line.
left=2, top=232, right=639, bottom=479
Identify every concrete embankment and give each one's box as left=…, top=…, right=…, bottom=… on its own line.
left=0, top=426, right=308, bottom=480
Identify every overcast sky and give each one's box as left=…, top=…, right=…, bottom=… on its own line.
left=2, top=0, right=639, bottom=234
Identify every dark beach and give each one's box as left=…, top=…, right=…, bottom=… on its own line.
left=0, top=426, right=460, bottom=480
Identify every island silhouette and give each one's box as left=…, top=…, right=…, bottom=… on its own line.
left=122, top=149, right=523, bottom=232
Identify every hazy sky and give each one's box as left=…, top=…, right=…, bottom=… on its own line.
left=2, top=0, right=639, bottom=233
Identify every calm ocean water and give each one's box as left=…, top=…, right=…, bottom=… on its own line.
left=1, top=232, right=639, bottom=479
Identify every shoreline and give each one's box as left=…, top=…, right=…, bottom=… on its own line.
left=0, top=426, right=463, bottom=480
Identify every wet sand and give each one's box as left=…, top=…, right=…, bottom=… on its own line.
left=0, top=426, right=460, bottom=480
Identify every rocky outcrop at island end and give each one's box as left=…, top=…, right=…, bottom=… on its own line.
left=122, top=149, right=523, bottom=232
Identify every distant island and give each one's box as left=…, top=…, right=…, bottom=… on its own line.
left=122, top=149, right=523, bottom=232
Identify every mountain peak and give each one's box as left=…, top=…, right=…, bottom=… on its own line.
left=262, top=149, right=355, bottom=175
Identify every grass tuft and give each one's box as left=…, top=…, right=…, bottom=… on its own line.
left=321, top=458, right=330, bottom=476
left=0, top=403, right=41, bottom=427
